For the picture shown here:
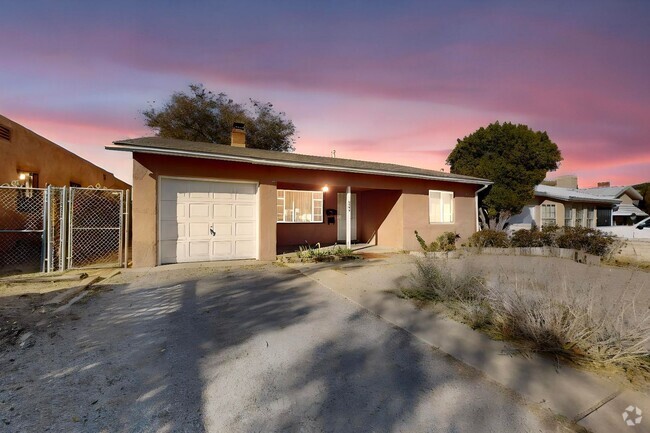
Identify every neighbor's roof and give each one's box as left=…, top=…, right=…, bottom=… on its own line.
left=613, top=203, right=649, bottom=217
left=579, top=186, right=643, bottom=201
left=535, top=184, right=621, bottom=204
left=108, top=137, right=491, bottom=185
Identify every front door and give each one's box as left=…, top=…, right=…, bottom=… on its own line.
left=337, top=193, right=357, bottom=242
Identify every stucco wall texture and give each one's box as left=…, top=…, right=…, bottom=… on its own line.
left=0, top=114, right=129, bottom=189
left=132, top=152, right=481, bottom=267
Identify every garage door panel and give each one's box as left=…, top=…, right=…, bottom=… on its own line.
left=160, top=221, right=183, bottom=240
left=189, top=203, right=210, bottom=218
left=189, top=222, right=210, bottom=238
left=161, top=201, right=183, bottom=220
left=213, top=204, right=233, bottom=218
left=161, top=240, right=184, bottom=263
left=211, top=241, right=233, bottom=257
left=235, top=240, right=255, bottom=257
left=188, top=241, right=210, bottom=258
left=160, top=178, right=257, bottom=263
left=214, top=223, right=232, bottom=236
left=235, top=221, right=255, bottom=236
left=161, top=180, right=188, bottom=200
left=235, top=204, right=255, bottom=219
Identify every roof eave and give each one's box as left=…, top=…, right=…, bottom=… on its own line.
left=106, top=144, right=492, bottom=186
left=536, top=191, right=620, bottom=204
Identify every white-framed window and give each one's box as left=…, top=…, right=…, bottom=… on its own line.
left=429, top=190, right=454, bottom=223
left=586, top=208, right=594, bottom=228
left=541, top=204, right=557, bottom=226
left=564, top=206, right=573, bottom=227
left=575, top=207, right=584, bottom=227
left=277, top=190, right=323, bottom=223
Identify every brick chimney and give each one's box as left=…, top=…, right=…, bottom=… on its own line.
left=231, top=122, right=246, bottom=147
left=597, top=181, right=610, bottom=188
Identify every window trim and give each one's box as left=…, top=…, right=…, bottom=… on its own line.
left=541, top=203, right=557, bottom=226
left=277, top=189, right=324, bottom=224
left=428, top=190, right=454, bottom=224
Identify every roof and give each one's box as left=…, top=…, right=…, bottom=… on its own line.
left=613, top=203, right=649, bottom=217
left=534, top=184, right=621, bottom=204
left=108, top=137, right=491, bottom=185
left=579, top=186, right=643, bottom=200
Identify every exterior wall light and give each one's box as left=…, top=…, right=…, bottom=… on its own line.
left=322, top=185, right=329, bottom=192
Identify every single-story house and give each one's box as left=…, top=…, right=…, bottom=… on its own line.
left=578, top=184, right=648, bottom=226
left=1, top=114, right=129, bottom=189
left=509, top=176, right=648, bottom=230
left=108, top=126, right=491, bottom=266
left=508, top=184, right=621, bottom=230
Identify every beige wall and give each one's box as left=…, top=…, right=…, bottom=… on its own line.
left=0, top=114, right=129, bottom=190
left=530, top=198, right=598, bottom=228
left=131, top=152, right=483, bottom=267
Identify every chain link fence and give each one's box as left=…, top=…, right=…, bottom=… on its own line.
left=68, top=188, right=124, bottom=269
left=0, top=186, right=47, bottom=274
left=0, top=185, right=128, bottom=275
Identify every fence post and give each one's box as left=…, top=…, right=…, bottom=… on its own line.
left=40, top=187, right=48, bottom=273
left=60, top=186, right=67, bottom=271
left=46, top=185, right=52, bottom=273
left=124, top=189, right=130, bottom=268
left=67, top=187, right=74, bottom=269
left=118, top=190, right=124, bottom=267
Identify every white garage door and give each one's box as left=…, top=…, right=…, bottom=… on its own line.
left=159, top=178, right=257, bottom=264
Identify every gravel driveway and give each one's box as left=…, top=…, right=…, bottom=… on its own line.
left=0, top=262, right=561, bottom=432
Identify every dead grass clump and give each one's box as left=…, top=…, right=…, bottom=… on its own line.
left=486, top=281, right=650, bottom=373
left=402, top=258, right=486, bottom=303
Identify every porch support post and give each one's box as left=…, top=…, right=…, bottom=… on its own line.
left=346, top=186, right=352, bottom=249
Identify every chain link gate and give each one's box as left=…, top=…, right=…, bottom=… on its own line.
left=0, top=186, right=48, bottom=274
left=67, top=187, right=124, bottom=269
left=0, top=185, right=129, bottom=275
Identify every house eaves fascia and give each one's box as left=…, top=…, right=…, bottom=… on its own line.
left=106, top=144, right=493, bottom=186
left=536, top=191, right=621, bottom=204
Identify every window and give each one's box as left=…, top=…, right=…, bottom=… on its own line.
left=429, top=190, right=454, bottom=223
left=575, top=207, right=584, bottom=227
left=586, top=208, right=594, bottom=228
left=564, top=206, right=573, bottom=227
left=277, top=190, right=323, bottom=223
left=0, top=125, right=11, bottom=142
left=541, top=204, right=556, bottom=226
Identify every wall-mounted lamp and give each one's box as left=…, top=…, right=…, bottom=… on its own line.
left=19, top=173, right=26, bottom=181
left=322, top=185, right=329, bottom=192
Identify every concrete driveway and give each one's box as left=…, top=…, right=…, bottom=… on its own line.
left=0, top=262, right=562, bottom=433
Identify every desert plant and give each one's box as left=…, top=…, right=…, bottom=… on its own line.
left=332, top=246, right=356, bottom=258
left=467, top=229, right=510, bottom=248
left=414, top=231, right=458, bottom=252
left=404, top=258, right=486, bottom=303
left=510, top=225, right=556, bottom=248
left=486, top=281, right=650, bottom=372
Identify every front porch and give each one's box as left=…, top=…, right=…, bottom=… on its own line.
left=275, top=181, right=402, bottom=254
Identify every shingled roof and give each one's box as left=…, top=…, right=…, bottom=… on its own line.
left=108, top=137, right=490, bottom=185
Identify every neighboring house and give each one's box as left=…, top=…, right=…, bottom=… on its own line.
left=508, top=184, right=620, bottom=230
left=0, top=114, right=129, bottom=189
left=509, top=176, right=647, bottom=230
left=578, top=183, right=648, bottom=226
left=108, top=126, right=491, bottom=266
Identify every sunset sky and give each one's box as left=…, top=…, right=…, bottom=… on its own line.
left=2, top=1, right=649, bottom=187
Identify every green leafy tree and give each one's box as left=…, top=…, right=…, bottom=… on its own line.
left=447, top=122, right=562, bottom=230
left=633, top=182, right=650, bottom=215
left=143, top=84, right=296, bottom=152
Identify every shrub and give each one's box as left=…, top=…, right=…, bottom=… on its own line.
left=467, top=229, right=510, bottom=248
left=487, top=282, right=650, bottom=371
left=510, top=225, right=556, bottom=248
left=555, top=226, right=615, bottom=256
left=404, top=258, right=486, bottom=303
left=332, top=246, right=355, bottom=258
left=414, top=231, right=458, bottom=253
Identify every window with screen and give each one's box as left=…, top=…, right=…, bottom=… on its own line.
left=541, top=204, right=557, bottom=226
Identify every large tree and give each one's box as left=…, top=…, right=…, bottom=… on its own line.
left=447, top=121, right=562, bottom=230
left=143, top=84, right=296, bottom=152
